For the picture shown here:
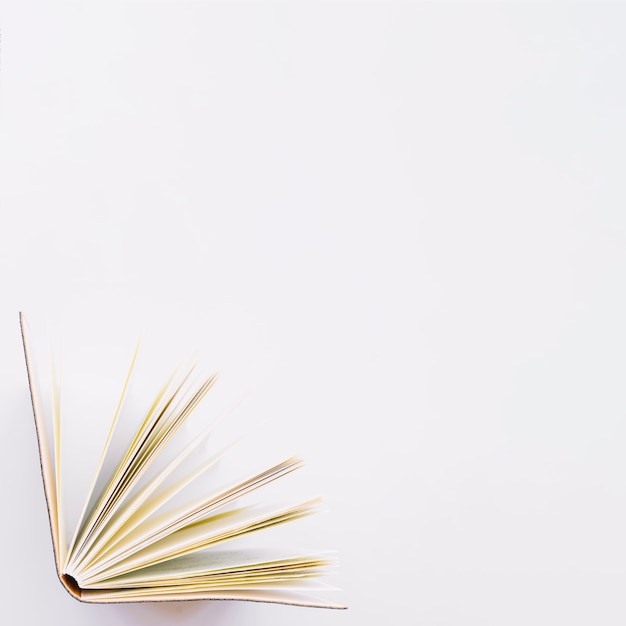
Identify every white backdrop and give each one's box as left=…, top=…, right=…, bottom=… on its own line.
left=2, top=1, right=626, bottom=624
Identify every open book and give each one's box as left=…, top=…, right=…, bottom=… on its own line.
left=19, top=313, right=344, bottom=608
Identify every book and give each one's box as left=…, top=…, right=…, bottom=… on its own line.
left=19, top=313, right=344, bottom=608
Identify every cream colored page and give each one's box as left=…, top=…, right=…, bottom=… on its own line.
left=69, top=421, right=221, bottom=571
left=67, top=363, right=178, bottom=567
left=79, top=498, right=321, bottom=584
left=81, top=587, right=345, bottom=608
left=89, top=548, right=333, bottom=587
left=19, top=313, right=61, bottom=567
left=66, top=343, right=140, bottom=561
left=50, top=361, right=67, bottom=566
left=68, top=370, right=217, bottom=571
left=69, top=456, right=302, bottom=579
left=67, top=370, right=215, bottom=576
left=74, top=439, right=240, bottom=574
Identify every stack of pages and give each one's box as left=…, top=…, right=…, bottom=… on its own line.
left=20, top=313, right=343, bottom=608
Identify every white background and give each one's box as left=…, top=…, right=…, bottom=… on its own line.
left=2, top=1, right=626, bottom=624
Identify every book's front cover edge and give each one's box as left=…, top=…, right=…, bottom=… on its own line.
left=80, top=590, right=346, bottom=608
left=19, top=313, right=69, bottom=592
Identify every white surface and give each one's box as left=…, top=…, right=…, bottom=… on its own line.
left=2, top=1, right=626, bottom=624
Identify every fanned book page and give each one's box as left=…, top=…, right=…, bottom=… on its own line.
left=19, top=313, right=344, bottom=608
